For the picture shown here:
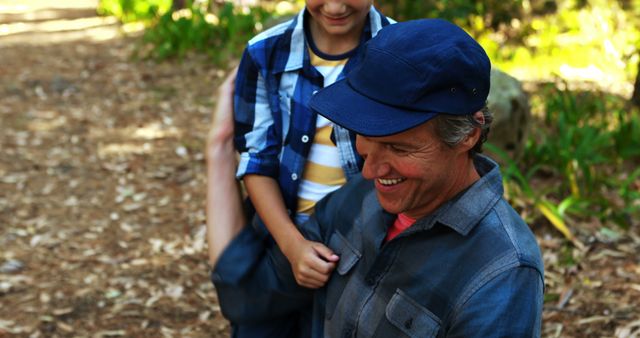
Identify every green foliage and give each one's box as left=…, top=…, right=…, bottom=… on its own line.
left=138, top=2, right=273, bottom=63
left=139, top=2, right=270, bottom=64
left=617, top=167, right=640, bottom=223
left=98, top=1, right=277, bottom=63
left=493, top=84, right=639, bottom=241
left=375, top=0, right=525, bottom=33
left=612, top=109, right=640, bottom=159
left=482, top=0, right=640, bottom=89
left=97, top=0, right=171, bottom=23
left=525, top=84, right=613, bottom=197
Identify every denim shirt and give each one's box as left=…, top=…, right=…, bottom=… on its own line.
left=213, top=155, right=545, bottom=337
left=233, top=7, right=393, bottom=216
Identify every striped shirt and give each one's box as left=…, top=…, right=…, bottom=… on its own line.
left=297, top=46, right=351, bottom=216
left=233, top=7, right=393, bottom=222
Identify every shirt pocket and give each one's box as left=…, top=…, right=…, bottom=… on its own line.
left=324, top=231, right=361, bottom=320
left=381, top=289, right=441, bottom=338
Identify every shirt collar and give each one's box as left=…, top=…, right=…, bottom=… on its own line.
left=272, top=6, right=379, bottom=74
left=413, top=155, right=504, bottom=236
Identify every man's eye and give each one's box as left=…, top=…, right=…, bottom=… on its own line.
left=388, top=145, right=409, bottom=153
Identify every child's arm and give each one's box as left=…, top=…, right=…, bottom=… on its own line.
left=205, top=69, right=245, bottom=267
left=244, top=174, right=339, bottom=289
left=234, top=48, right=336, bottom=288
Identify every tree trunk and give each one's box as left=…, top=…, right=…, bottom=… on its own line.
left=632, top=58, right=640, bottom=109
left=172, top=0, right=186, bottom=11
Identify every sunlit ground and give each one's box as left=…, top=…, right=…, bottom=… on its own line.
left=0, top=16, right=119, bottom=36
left=0, top=0, right=144, bottom=44
left=0, top=0, right=98, bottom=12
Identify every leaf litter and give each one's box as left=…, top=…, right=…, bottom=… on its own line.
left=1, top=20, right=229, bottom=337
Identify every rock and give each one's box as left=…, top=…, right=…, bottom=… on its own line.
left=487, top=68, right=531, bottom=160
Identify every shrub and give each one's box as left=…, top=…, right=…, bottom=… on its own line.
left=139, top=1, right=272, bottom=62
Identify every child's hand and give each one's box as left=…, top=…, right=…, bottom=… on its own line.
left=285, top=239, right=339, bottom=289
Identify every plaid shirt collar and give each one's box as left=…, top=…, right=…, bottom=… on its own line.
left=271, top=7, right=380, bottom=75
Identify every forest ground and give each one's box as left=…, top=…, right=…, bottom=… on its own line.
left=1, top=2, right=639, bottom=337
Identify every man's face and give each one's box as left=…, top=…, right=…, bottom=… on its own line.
left=306, top=0, right=372, bottom=37
left=356, top=121, right=468, bottom=219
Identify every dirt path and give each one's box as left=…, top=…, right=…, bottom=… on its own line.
left=1, top=2, right=639, bottom=338
left=0, top=2, right=230, bottom=336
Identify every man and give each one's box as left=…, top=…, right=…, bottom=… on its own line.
left=210, top=19, right=544, bottom=337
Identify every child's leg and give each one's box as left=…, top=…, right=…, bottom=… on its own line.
left=206, top=70, right=245, bottom=266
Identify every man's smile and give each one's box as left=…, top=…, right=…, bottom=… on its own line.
left=376, top=177, right=406, bottom=186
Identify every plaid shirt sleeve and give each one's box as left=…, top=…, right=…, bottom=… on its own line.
left=233, top=47, right=281, bottom=179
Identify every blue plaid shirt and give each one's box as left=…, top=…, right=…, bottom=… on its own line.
left=233, top=7, right=393, bottom=216
left=213, top=155, right=545, bottom=337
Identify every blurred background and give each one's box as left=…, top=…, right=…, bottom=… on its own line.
left=0, top=0, right=638, bottom=337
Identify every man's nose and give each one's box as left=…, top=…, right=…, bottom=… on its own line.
left=362, top=152, right=390, bottom=179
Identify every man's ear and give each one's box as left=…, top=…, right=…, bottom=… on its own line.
left=457, top=128, right=480, bottom=152
left=456, top=111, right=484, bottom=153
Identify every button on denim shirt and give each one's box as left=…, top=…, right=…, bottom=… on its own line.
left=213, top=155, right=545, bottom=337
left=233, top=7, right=393, bottom=216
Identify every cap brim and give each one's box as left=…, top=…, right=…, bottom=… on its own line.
left=309, top=79, right=438, bottom=137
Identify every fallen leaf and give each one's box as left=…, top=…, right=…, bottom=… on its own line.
left=53, top=307, right=74, bottom=316
left=57, top=321, right=74, bottom=332
left=95, top=330, right=127, bottom=337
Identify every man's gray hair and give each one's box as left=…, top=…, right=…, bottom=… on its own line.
left=433, top=105, right=492, bottom=156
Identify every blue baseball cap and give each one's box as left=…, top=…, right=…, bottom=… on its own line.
left=309, top=19, right=491, bottom=137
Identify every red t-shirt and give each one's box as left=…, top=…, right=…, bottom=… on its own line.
left=385, top=213, right=416, bottom=242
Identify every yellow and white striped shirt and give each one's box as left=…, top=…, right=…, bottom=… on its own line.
left=296, top=49, right=348, bottom=216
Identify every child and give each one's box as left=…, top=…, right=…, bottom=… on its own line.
left=234, top=0, right=393, bottom=289
left=207, top=1, right=393, bottom=336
